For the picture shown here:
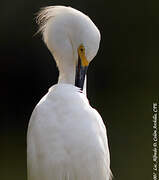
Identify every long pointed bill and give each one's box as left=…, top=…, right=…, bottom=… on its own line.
left=75, top=58, right=88, bottom=90
left=75, top=45, right=89, bottom=90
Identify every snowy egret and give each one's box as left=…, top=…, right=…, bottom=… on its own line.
left=27, top=6, right=112, bottom=180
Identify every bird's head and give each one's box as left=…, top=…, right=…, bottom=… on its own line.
left=37, top=6, right=101, bottom=90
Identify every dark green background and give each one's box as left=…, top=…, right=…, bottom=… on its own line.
left=1, top=0, right=158, bottom=179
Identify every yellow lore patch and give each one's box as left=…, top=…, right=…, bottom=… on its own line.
left=78, top=45, right=89, bottom=67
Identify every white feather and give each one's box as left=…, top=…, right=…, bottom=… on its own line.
left=27, top=6, right=112, bottom=180
left=27, top=84, right=112, bottom=180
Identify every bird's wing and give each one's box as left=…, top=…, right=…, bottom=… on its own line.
left=27, top=84, right=112, bottom=180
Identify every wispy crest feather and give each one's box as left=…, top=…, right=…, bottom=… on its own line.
left=36, top=6, right=55, bottom=35
left=36, top=6, right=72, bottom=37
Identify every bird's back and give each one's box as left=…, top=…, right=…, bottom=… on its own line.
left=27, top=84, right=111, bottom=180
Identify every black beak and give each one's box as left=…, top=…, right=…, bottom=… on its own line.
left=75, top=57, right=88, bottom=91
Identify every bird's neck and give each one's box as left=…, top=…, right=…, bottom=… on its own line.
left=57, top=60, right=87, bottom=95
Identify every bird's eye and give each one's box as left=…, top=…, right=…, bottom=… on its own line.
left=78, top=45, right=85, bottom=54
left=80, top=48, right=84, bottom=52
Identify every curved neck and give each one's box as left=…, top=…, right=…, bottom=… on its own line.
left=57, top=60, right=87, bottom=95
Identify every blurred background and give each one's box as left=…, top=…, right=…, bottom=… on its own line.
left=0, top=0, right=158, bottom=179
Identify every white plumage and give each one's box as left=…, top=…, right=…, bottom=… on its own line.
left=27, top=6, right=112, bottom=180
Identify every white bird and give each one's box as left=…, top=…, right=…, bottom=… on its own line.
left=27, top=6, right=112, bottom=180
